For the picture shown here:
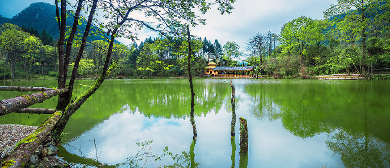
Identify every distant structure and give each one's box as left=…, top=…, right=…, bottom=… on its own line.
left=204, top=62, right=253, bottom=78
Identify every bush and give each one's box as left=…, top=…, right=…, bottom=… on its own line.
left=48, top=71, right=58, bottom=77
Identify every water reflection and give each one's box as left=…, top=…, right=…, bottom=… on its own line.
left=63, top=106, right=194, bottom=167
left=3, top=79, right=390, bottom=167
left=60, top=79, right=232, bottom=141
left=327, top=130, right=390, bottom=167
left=245, top=79, right=390, bottom=167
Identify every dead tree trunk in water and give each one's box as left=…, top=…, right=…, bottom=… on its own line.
left=187, top=26, right=197, bottom=140
left=231, top=81, right=236, bottom=138
left=239, top=117, right=248, bottom=153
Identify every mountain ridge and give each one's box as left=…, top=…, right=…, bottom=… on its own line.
left=0, top=2, right=106, bottom=42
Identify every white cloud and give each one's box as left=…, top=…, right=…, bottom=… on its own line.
left=192, top=0, right=337, bottom=53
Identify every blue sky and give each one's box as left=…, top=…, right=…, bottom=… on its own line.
left=0, top=0, right=337, bottom=55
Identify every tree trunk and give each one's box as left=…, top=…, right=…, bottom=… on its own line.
left=0, top=88, right=67, bottom=116
left=56, top=0, right=68, bottom=111
left=361, top=2, right=367, bottom=75
left=65, top=0, right=87, bottom=106
left=23, top=59, right=26, bottom=78
left=52, top=25, right=117, bottom=143
left=10, top=60, right=15, bottom=81
left=187, top=26, right=197, bottom=140
left=1, top=112, right=62, bottom=168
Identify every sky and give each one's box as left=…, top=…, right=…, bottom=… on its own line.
left=0, top=0, right=337, bottom=55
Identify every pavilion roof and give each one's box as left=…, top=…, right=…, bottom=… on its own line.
left=212, top=66, right=253, bottom=71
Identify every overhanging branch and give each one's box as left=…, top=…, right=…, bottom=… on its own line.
left=0, top=88, right=68, bottom=115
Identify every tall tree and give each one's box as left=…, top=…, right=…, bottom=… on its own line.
left=324, top=0, right=376, bottom=74
left=247, top=33, right=266, bottom=65
left=0, top=23, right=30, bottom=80
left=223, top=41, right=241, bottom=66
left=214, top=39, right=223, bottom=63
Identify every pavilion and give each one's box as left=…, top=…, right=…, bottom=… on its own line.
left=204, top=62, right=253, bottom=78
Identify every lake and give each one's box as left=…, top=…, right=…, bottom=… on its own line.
left=1, top=79, right=390, bottom=167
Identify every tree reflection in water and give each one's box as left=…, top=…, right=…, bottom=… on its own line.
left=326, top=130, right=390, bottom=167
left=245, top=80, right=390, bottom=167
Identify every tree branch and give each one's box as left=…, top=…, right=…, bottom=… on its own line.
left=68, top=0, right=98, bottom=103
left=0, top=86, right=54, bottom=92
left=64, top=0, right=85, bottom=78
left=0, top=88, right=68, bottom=116
left=16, top=108, right=56, bottom=114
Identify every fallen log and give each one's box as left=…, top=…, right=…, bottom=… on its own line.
left=16, top=108, right=56, bottom=114
left=0, top=86, right=54, bottom=92
left=0, top=88, right=67, bottom=115
left=1, top=111, right=62, bottom=168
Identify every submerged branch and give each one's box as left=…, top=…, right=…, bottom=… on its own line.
left=16, top=108, right=56, bottom=114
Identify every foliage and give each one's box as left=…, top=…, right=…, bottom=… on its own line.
left=246, top=0, right=390, bottom=78
left=0, top=23, right=57, bottom=80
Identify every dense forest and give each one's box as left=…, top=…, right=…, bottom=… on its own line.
left=0, top=0, right=389, bottom=80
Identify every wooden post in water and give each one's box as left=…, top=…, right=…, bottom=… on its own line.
left=239, top=117, right=248, bottom=153
left=231, top=81, right=236, bottom=138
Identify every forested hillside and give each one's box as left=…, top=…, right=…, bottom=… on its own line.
left=0, top=2, right=105, bottom=41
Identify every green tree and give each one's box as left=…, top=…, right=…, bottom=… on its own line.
left=324, top=0, right=376, bottom=74
left=175, top=38, right=204, bottom=76
left=247, top=33, right=266, bottom=66
left=223, top=41, right=241, bottom=66
left=137, top=42, right=160, bottom=77
left=214, top=39, right=223, bottom=63
left=22, top=35, right=42, bottom=78
left=280, top=16, right=315, bottom=57
left=39, top=30, right=54, bottom=45
left=0, top=23, right=30, bottom=80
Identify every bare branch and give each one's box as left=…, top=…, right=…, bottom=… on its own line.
left=0, top=86, right=54, bottom=92
left=16, top=108, right=56, bottom=114
left=0, top=88, right=68, bottom=116
left=68, top=0, right=99, bottom=102
left=64, top=0, right=85, bottom=78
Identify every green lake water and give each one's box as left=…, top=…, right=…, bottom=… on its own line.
left=1, top=79, right=390, bottom=167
